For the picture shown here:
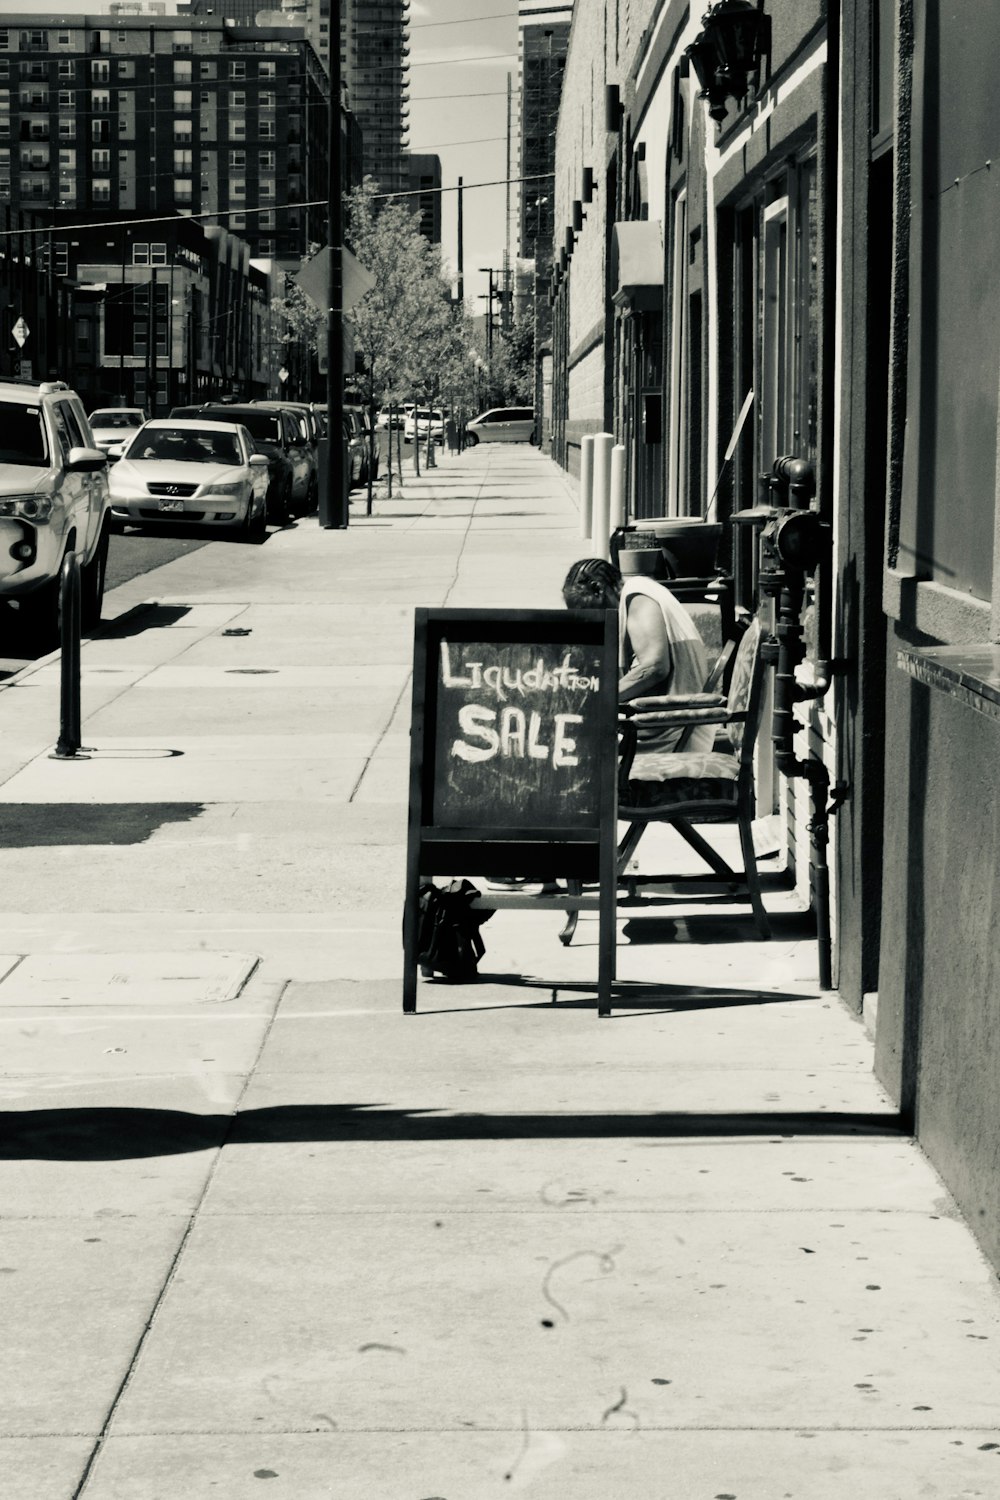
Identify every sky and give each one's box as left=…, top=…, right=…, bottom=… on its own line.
left=405, top=2, right=520, bottom=312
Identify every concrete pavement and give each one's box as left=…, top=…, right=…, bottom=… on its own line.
left=2, top=443, right=1000, bottom=1499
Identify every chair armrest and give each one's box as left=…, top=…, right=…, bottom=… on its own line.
left=628, top=692, right=727, bottom=713
left=623, top=707, right=749, bottom=729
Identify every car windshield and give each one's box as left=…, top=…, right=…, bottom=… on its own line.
left=414, top=409, right=442, bottom=420
left=91, top=410, right=142, bottom=429
left=129, top=428, right=242, bottom=465
left=0, top=401, right=49, bottom=466
left=204, top=410, right=280, bottom=444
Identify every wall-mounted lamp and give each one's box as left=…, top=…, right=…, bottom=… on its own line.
left=582, top=166, right=595, bottom=203
left=683, top=0, right=770, bottom=124
left=572, top=199, right=584, bottom=233
left=604, top=84, right=623, bottom=132
left=564, top=225, right=575, bottom=257
left=560, top=247, right=568, bottom=272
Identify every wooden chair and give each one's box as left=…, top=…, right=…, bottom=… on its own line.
left=559, top=617, right=771, bottom=943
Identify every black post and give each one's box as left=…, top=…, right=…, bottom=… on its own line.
left=51, top=552, right=84, bottom=760
left=323, top=10, right=347, bottom=530
left=148, top=266, right=157, bottom=418
left=456, top=176, right=464, bottom=305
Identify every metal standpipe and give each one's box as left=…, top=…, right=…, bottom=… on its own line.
left=591, top=432, right=614, bottom=561
left=609, top=443, right=627, bottom=532
left=579, top=433, right=595, bottom=541
left=50, top=551, right=88, bottom=761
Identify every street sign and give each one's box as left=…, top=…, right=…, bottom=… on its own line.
left=11, top=317, right=29, bottom=347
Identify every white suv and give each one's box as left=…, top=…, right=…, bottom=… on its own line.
left=0, top=379, right=111, bottom=644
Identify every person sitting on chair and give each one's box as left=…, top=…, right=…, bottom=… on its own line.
left=561, top=557, right=715, bottom=754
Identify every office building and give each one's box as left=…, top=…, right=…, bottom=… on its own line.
left=406, top=152, right=441, bottom=245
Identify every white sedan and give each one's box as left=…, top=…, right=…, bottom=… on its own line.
left=403, top=407, right=445, bottom=445
left=88, top=406, right=147, bottom=456
left=109, top=419, right=270, bottom=535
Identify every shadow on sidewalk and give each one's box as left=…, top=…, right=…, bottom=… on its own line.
left=0, top=1102, right=907, bottom=1160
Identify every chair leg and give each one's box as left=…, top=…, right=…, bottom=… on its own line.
left=616, top=821, right=646, bottom=871
left=738, top=813, right=771, bottom=939
left=559, top=879, right=583, bottom=946
left=672, top=816, right=738, bottom=882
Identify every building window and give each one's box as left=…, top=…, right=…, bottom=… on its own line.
left=229, top=118, right=246, bottom=141
left=258, top=238, right=275, bottom=255
left=173, top=90, right=192, bottom=112
left=259, top=92, right=275, bottom=111
left=228, top=149, right=245, bottom=168
left=91, top=90, right=110, bottom=113
left=174, top=178, right=193, bottom=204
left=92, top=178, right=111, bottom=202
left=259, top=118, right=276, bottom=140
left=200, top=61, right=216, bottom=80
left=0, top=32, right=8, bottom=52
left=118, top=61, right=134, bottom=80
left=172, top=30, right=193, bottom=54
left=259, top=61, right=276, bottom=78
left=92, top=147, right=110, bottom=172
left=20, top=86, right=49, bottom=108
left=229, top=90, right=245, bottom=108
left=174, top=119, right=192, bottom=143
left=259, top=178, right=275, bottom=200
left=92, top=119, right=110, bottom=143
left=58, top=90, right=75, bottom=108
left=230, top=177, right=246, bottom=198
left=173, top=148, right=192, bottom=173
left=258, top=209, right=275, bottom=228
left=58, top=148, right=75, bottom=168
left=230, top=212, right=245, bottom=228
left=21, top=31, right=49, bottom=53
left=57, top=31, right=72, bottom=47
left=229, top=62, right=246, bottom=79
left=58, top=119, right=75, bottom=140
left=173, top=60, right=192, bottom=84
left=0, top=175, right=11, bottom=200
left=58, top=60, right=75, bottom=79
left=91, top=60, right=110, bottom=84
left=258, top=150, right=275, bottom=170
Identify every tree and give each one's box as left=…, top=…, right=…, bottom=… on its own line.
left=489, top=312, right=535, bottom=407
left=270, top=255, right=324, bottom=400
left=345, top=182, right=451, bottom=499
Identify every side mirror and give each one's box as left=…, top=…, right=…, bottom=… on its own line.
left=67, top=446, right=109, bottom=472
left=106, top=443, right=125, bottom=461
left=249, top=454, right=269, bottom=467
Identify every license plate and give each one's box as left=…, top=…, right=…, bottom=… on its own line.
left=158, top=498, right=185, bottom=513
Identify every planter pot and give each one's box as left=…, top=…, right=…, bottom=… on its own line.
left=619, top=547, right=663, bottom=577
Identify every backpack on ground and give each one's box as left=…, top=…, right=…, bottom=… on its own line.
left=416, top=880, right=494, bottom=982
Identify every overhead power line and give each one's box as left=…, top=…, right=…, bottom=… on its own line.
left=0, top=174, right=556, bottom=240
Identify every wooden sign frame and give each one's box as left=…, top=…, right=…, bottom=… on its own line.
left=403, top=607, right=619, bottom=1016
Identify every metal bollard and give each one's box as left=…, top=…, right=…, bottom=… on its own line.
left=591, top=433, right=614, bottom=561
left=51, top=550, right=87, bottom=761
left=579, top=433, right=594, bottom=540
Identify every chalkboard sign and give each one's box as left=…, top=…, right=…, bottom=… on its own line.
left=403, top=608, right=619, bottom=1015
left=432, top=635, right=606, bottom=828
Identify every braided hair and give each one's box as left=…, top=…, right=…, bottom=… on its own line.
left=561, top=557, right=623, bottom=611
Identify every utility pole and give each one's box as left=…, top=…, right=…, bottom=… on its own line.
left=148, top=266, right=157, bottom=417
left=456, top=176, right=464, bottom=306
left=504, top=72, right=512, bottom=335
left=323, top=2, right=347, bottom=529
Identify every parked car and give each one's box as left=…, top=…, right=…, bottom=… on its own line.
left=194, top=404, right=312, bottom=523
left=250, top=400, right=320, bottom=512
left=344, top=407, right=379, bottom=484
left=108, top=419, right=269, bottom=536
left=465, top=407, right=535, bottom=445
left=343, top=416, right=365, bottom=488
left=403, top=407, right=445, bottom=446
left=0, top=378, right=112, bottom=644
left=87, top=406, right=147, bottom=457
left=375, top=406, right=405, bottom=430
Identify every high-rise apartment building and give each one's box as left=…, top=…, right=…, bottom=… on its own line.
left=341, top=0, right=409, bottom=196
left=0, top=14, right=330, bottom=261
left=518, top=1, right=572, bottom=261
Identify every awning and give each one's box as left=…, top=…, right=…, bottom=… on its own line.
left=611, top=219, right=664, bottom=311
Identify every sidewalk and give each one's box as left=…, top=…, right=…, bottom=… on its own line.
left=2, top=443, right=999, bottom=1499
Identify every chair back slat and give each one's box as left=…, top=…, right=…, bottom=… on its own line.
left=725, top=618, right=761, bottom=757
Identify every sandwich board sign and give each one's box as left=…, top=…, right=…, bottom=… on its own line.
left=403, top=608, right=619, bottom=1015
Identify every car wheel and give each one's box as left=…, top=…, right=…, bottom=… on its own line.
left=81, top=523, right=110, bottom=631
left=245, top=496, right=267, bottom=540
left=17, top=569, right=62, bottom=652
left=465, top=432, right=479, bottom=448
left=305, top=477, right=319, bottom=514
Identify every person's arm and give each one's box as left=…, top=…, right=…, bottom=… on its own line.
left=618, top=593, right=673, bottom=701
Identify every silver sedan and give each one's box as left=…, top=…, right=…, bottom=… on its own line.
left=108, top=419, right=270, bottom=536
